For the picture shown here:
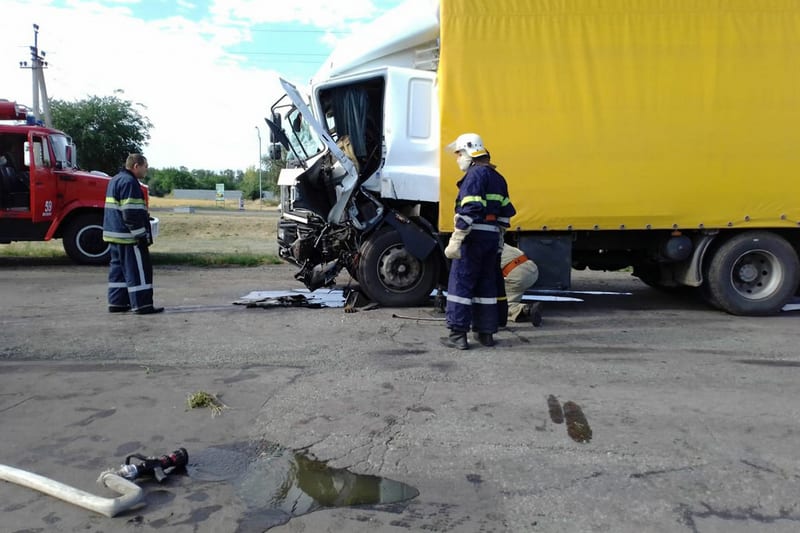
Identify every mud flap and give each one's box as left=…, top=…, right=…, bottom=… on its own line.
left=381, top=211, right=437, bottom=260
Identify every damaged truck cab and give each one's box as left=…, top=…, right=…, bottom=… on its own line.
left=269, top=13, right=445, bottom=307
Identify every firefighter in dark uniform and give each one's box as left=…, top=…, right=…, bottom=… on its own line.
left=103, top=153, right=163, bottom=315
left=442, top=133, right=516, bottom=349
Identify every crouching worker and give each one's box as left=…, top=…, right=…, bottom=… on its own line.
left=103, top=153, right=163, bottom=315
left=502, top=243, right=543, bottom=326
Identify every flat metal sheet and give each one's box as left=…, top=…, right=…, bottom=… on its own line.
left=235, top=289, right=346, bottom=308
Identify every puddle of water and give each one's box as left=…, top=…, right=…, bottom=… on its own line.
left=188, top=441, right=419, bottom=530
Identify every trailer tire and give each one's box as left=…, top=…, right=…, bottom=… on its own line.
left=62, top=213, right=110, bottom=265
left=706, top=232, right=799, bottom=315
left=357, top=228, right=438, bottom=307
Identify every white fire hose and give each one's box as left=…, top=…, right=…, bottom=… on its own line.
left=0, top=464, right=144, bottom=517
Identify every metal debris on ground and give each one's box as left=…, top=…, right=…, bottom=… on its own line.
left=782, top=297, right=800, bottom=312
left=234, top=289, right=346, bottom=309
left=343, top=289, right=379, bottom=313
left=392, top=313, right=445, bottom=322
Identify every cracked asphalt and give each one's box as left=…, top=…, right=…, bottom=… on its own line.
left=1, top=262, right=799, bottom=532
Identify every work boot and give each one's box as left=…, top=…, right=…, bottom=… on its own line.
left=134, top=306, right=165, bottom=315
left=529, top=302, right=543, bottom=327
left=473, top=332, right=495, bottom=347
left=441, top=331, right=469, bottom=350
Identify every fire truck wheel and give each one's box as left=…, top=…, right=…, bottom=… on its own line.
left=62, top=213, right=110, bottom=265
left=357, top=228, right=438, bottom=307
left=706, top=231, right=799, bottom=315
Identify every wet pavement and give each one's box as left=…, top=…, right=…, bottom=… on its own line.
left=1, top=263, right=800, bottom=532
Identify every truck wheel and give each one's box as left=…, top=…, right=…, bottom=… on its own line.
left=62, top=213, right=110, bottom=265
left=357, top=228, right=438, bottom=307
left=706, top=232, right=799, bottom=315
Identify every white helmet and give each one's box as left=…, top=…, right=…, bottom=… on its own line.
left=447, top=133, right=488, bottom=158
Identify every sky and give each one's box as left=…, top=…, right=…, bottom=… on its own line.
left=0, top=0, right=406, bottom=171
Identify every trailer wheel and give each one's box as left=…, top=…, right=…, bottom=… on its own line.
left=357, top=228, right=438, bottom=307
left=62, top=213, right=110, bottom=265
left=705, top=232, right=799, bottom=315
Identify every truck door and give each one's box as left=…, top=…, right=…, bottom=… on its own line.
left=26, top=134, right=57, bottom=223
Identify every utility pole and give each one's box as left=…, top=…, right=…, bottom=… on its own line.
left=19, top=23, right=52, bottom=127
left=255, top=126, right=263, bottom=210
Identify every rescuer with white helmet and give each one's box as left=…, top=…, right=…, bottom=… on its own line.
left=448, top=132, right=488, bottom=171
left=442, top=133, right=516, bottom=350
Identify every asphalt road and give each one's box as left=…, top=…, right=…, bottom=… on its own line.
left=1, top=263, right=799, bottom=532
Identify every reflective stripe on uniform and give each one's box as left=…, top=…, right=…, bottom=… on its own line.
left=104, top=230, right=135, bottom=239
left=447, top=294, right=498, bottom=305
left=486, top=193, right=512, bottom=206
left=447, top=294, right=472, bottom=306
left=120, top=197, right=146, bottom=207
left=455, top=213, right=474, bottom=225
left=460, top=195, right=486, bottom=206
left=472, top=223, right=499, bottom=232
left=133, top=245, right=147, bottom=287
left=128, top=283, right=154, bottom=293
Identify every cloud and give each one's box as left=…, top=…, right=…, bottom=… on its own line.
left=1, top=0, right=401, bottom=171
left=208, top=0, right=381, bottom=29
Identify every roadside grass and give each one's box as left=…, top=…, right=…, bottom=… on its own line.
left=149, top=197, right=278, bottom=211
left=0, top=195, right=284, bottom=267
left=151, top=252, right=283, bottom=267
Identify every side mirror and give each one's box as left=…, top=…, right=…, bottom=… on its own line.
left=269, top=112, right=282, bottom=143
left=68, top=144, right=77, bottom=168
left=23, top=141, right=31, bottom=167
left=268, top=144, right=282, bottom=160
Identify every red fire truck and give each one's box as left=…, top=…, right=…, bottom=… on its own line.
left=0, top=99, right=153, bottom=264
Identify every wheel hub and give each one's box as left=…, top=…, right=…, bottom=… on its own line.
left=378, top=246, right=421, bottom=291
left=731, top=250, right=782, bottom=299
left=736, top=263, right=759, bottom=284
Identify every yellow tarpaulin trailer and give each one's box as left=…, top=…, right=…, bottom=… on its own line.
left=439, top=0, right=800, bottom=233
left=273, top=0, right=800, bottom=314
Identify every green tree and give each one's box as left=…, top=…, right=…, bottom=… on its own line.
left=146, top=167, right=195, bottom=196
left=50, top=91, right=152, bottom=175
left=264, top=157, right=284, bottom=196
left=239, top=166, right=261, bottom=200
left=144, top=171, right=170, bottom=197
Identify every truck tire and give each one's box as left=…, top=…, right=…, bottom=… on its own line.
left=706, top=232, right=799, bottom=315
left=62, top=213, right=110, bottom=265
left=357, top=227, right=438, bottom=307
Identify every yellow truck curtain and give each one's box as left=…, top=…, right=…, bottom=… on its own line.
left=438, top=0, right=800, bottom=231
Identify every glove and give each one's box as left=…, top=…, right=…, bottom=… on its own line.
left=445, top=228, right=470, bottom=259
left=498, top=227, right=507, bottom=253
left=137, top=233, right=152, bottom=247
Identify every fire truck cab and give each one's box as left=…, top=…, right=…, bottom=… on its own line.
left=0, top=99, right=153, bottom=265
